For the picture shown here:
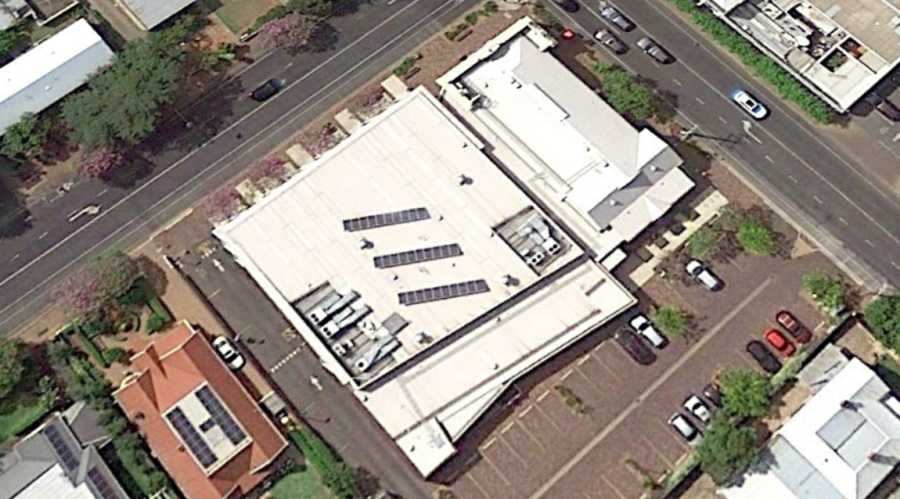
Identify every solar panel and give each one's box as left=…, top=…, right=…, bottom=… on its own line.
left=196, top=386, right=247, bottom=445
left=87, top=467, right=122, bottom=499
left=374, top=244, right=463, bottom=269
left=43, top=424, right=79, bottom=472
left=343, top=207, right=430, bottom=232
left=398, top=280, right=490, bottom=306
left=166, top=408, right=217, bottom=468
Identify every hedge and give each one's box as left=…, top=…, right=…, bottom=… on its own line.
left=77, top=326, right=109, bottom=368
left=667, top=0, right=835, bottom=123
left=289, top=428, right=358, bottom=499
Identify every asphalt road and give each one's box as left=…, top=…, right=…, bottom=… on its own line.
left=548, top=0, right=900, bottom=292
left=0, top=0, right=480, bottom=335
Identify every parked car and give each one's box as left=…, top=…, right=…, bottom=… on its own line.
left=703, top=382, right=723, bottom=407
left=629, top=314, right=667, bottom=348
left=600, top=6, right=635, bottom=31
left=212, top=336, right=246, bottom=370
left=685, top=259, right=722, bottom=291
left=731, top=89, right=768, bottom=119
left=553, top=0, right=580, bottom=12
left=561, top=28, right=576, bottom=40
left=764, top=328, right=796, bottom=357
left=775, top=310, right=812, bottom=343
left=875, top=98, right=900, bottom=122
left=614, top=329, right=656, bottom=365
left=250, top=78, right=284, bottom=102
left=746, top=340, right=782, bottom=374
left=636, top=37, right=674, bottom=64
left=593, top=28, right=627, bottom=54
left=667, top=413, right=699, bottom=442
left=683, top=394, right=712, bottom=423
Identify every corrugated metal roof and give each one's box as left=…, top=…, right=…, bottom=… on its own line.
left=119, top=0, right=194, bottom=29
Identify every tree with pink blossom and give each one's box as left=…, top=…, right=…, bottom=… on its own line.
left=258, top=13, right=318, bottom=52
left=81, top=148, right=125, bottom=180
left=203, top=185, right=241, bottom=221
left=249, top=156, right=288, bottom=182
left=53, top=250, right=141, bottom=318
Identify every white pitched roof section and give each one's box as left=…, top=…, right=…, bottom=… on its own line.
left=439, top=17, right=693, bottom=258
left=0, top=19, right=114, bottom=134
left=119, top=0, right=195, bottom=29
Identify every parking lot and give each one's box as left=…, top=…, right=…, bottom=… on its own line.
left=446, top=232, right=837, bottom=499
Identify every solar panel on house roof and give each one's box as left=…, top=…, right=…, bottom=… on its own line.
left=87, top=467, right=122, bottom=499
left=166, top=407, right=217, bottom=468
left=196, top=386, right=247, bottom=445
left=342, top=207, right=430, bottom=232
left=43, top=424, right=79, bottom=472
left=373, top=243, right=463, bottom=269
left=398, top=280, right=490, bottom=306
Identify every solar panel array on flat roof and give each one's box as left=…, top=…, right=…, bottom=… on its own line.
left=43, top=424, right=79, bottom=472
left=87, top=467, right=122, bottom=499
left=398, top=280, right=490, bottom=306
left=166, top=407, right=217, bottom=468
left=196, top=386, right=247, bottom=445
left=343, top=207, right=430, bottom=232
left=374, top=243, right=463, bottom=269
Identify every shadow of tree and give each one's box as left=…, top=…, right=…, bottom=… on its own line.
left=0, top=171, right=32, bottom=239
left=135, top=255, right=169, bottom=296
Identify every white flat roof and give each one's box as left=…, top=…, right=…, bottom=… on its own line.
left=119, top=0, right=195, bottom=29
left=17, top=464, right=95, bottom=499
left=0, top=19, right=114, bottom=134
left=216, top=87, right=635, bottom=476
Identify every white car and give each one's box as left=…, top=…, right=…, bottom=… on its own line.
left=685, top=259, right=722, bottom=291
left=668, top=413, right=699, bottom=443
left=629, top=314, right=667, bottom=348
left=683, top=394, right=712, bottom=423
left=731, top=89, right=768, bottom=119
left=212, top=336, right=245, bottom=371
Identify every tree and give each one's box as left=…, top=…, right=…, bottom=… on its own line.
left=1, top=113, right=50, bottom=159
left=688, top=226, right=720, bottom=259
left=258, top=13, right=319, bottom=52
left=53, top=251, right=141, bottom=317
left=63, top=36, right=181, bottom=150
left=80, top=148, right=125, bottom=179
left=865, top=295, right=900, bottom=351
left=720, top=368, right=770, bottom=419
left=0, top=28, right=21, bottom=60
left=737, top=218, right=775, bottom=256
left=696, top=416, right=757, bottom=485
left=249, top=156, right=288, bottom=182
left=651, top=306, right=689, bottom=339
left=287, top=0, right=334, bottom=18
left=0, top=340, right=24, bottom=399
left=594, top=63, right=657, bottom=122
left=802, top=271, right=844, bottom=311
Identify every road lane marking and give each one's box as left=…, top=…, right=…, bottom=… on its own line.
left=865, top=239, right=875, bottom=247
left=838, top=216, right=848, bottom=226
left=631, top=0, right=900, bottom=212
left=559, top=368, right=574, bottom=381
left=892, top=261, right=899, bottom=270
left=528, top=277, right=774, bottom=499
left=718, top=116, right=727, bottom=124
left=10, top=254, right=19, bottom=262
left=0, top=0, right=462, bottom=327
left=765, top=155, right=774, bottom=164
left=38, top=231, right=48, bottom=240
left=269, top=346, right=303, bottom=373
left=672, top=78, right=682, bottom=87
left=96, top=188, right=108, bottom=198
left=695, top=96, right=705, bottom=105
left=813, top=195, right=823, bottom=204
left=788, top=175, right=798, bottom=183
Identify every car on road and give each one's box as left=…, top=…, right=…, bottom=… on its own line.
left=629, top=314, right=667, bottom=348
left=875, top=99, right=900, bottom=122
left=593, top=29, right=627, bottom=54
left=614, top=329, right=656, bottom=365
left=775, top=310, right=812, bottom=343
left=636, top=37, right=673, bottom=64
left=250, top=78, right=284, bottom=102
left=703, top=382, right=723, bottom=407
left=683, top=394, right=712, bottom=423
left=746, top=340, right=782, bottom=374
left=668, top=413, right=699, bottom=443
left=685, top=259, right=722, bottom=291
left=552, top=0, right=580, bottom=12
left=600, top=6, right=635, bottom=31
left=212, top=336, right=245, bottom=370
left=731, top=89, right=768, bottom=119
left=561, top=28, right=576, bottom=40
left=764, top=328, right=796, bottom=357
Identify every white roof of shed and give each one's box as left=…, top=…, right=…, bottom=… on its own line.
left=119, top=0, right=195, bottom=29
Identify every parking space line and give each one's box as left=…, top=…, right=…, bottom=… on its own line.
left=514, top=418, right=547, bottom=450
left=536, top=390, right=551, bottom=402
left=208, top=288, right=222, bottom=299
left=892, top=261, right=900, bottom=270
left=559, top=368, right=574, bottom=381
left=479, top=451, right=512, bottom=486
left=764, top=155, right=774, bottom=164
left=600, top=475, right=628, bottom=499
left=642, top=435, right=674, bottom=468
left=481, top=438, right=497, bottom=451
left=497, top=436, right=529, bottom=467
left=718, top=116, right=727, bottom=124
left=528, top=277, right=774, bottom=499
left=577, top=354, right=591, bottom=366
left=695, top=97, right=705, bottom=105
left=465, top=473, right=492, bottom=499
left=672, top=78, right=683, bottom=87
left=575, top=366, right=604, bottom=393
left=865, top=239, right=876, bottom=247
left=501, top=422, right=516, bottom=434
left=530, top=399, right=566, bottom=434
left=518, top=404, right=534, bottom=418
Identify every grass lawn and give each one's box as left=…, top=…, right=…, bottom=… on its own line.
left=0, top=395, right=49, bottom=443
left=210, top=0, right=279, bottom=34
left=271, top=469, right=333, bottom=499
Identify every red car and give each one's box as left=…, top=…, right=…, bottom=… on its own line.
left=561, top=28, right=576, bottom=40
left=764, top=329, right=796, bottom=357
left=776, top=310, right=812, bottom=343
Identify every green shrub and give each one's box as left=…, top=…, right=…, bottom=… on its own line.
left=104, top=347, right=130, bottom=366
left=393, top=56, right=416, bottom=77
left=737, top=218, right=775, bottom=256
left=696, top=416, right=757, bottom=485
left=81, top=315, right=113, bottom=338
left=147, top=295, right=172, bottom=323
left=145, top=314, right=167, bottom=333
left=118, top=282, right=148, bottom=307
left=482, top=1, right=498, bottom=14
left=290, top=429, right=358, bottom=499
left=865, top=295, right=900, bottom=352
left=465, top=12, right=480, bottom=25
left=802, top=271, right=844, bottom=311
left=688, top=227, right=721, bottom=259
left=651, top=306, right=689, bottom=339
left=77, top=327, right=109, bottom=368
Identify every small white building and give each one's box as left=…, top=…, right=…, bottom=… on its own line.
left=0, top=0, right=33, bottom=31
left=0, top=19, right=114, bottom=135
left=723, top=346, right=900, bottom=499
left=117, top=0, right=196, bottom=30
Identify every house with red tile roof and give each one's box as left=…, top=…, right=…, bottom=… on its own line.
left=114, top=321, right=288, bottom=499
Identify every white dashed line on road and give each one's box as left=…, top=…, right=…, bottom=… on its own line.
left=672, top=78, right=683, bottom=87
left=838, top=216, right=848, bottom=226
left=38, top=231, right=48, bottom=240
left=718, top=116, right=727, bottom=124
left=96, top=188, right=109, bottom=198
left=695, top=97, right=705, bottom=105
left=269, top=346, right=303, bottom=374
left=764, top=155, right=774, bottom=164
left=865, top=239, right=876, bottom=248
left=891, top=261, right=900, bottom=270
left=10, top=254, right=19, bottom=262
left=813, top=195, right=823, bottom=204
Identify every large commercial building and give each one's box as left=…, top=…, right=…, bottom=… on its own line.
left=215, top=17, right=694, bottom=477
left=702, top=0, right=900, bottom=112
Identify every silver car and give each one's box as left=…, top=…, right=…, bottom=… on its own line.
left=636, top=37, right=674, bottom=64
left=600, top=6, right=635, bottom=31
